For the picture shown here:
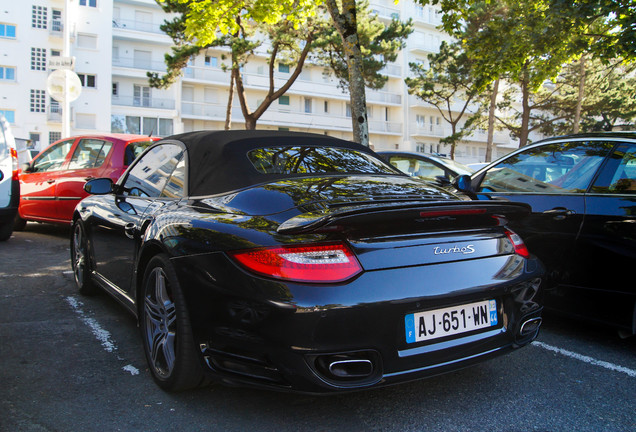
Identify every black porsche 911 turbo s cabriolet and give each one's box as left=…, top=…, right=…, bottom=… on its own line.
left=71, top=130, right=544, bottom=393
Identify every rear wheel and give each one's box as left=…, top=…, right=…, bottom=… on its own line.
left=140, top=254, right=205, bottom=391
left=71, top=219, right=97, bottom=295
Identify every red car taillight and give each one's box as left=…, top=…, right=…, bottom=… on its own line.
left=505, top=230, right=530, bottom=258
left=229, top=242, right=363, bottom=283
left=10, top=147, right=18, bottom=181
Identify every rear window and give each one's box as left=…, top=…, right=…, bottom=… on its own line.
left=248, top=146, right=396, bottom=175
left=124, top=140, right=155, bottom=165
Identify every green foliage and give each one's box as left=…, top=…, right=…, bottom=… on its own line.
left=405, top=41, right=483, bottom=157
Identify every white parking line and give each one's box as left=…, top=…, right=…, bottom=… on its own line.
left=65, top=296, right=139, bottom=376
left=533, top=341, right=636, bottom=378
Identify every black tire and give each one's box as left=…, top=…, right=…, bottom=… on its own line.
left=0, top=222, right=12, bottom=241
left=70, top=219, right=97, bottom=295
left=13, top=215, right=26, bottom=231
left=140, top=254, right=205, bottom=392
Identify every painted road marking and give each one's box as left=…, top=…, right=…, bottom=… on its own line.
left=65, top=296, right=139, bottom=376
left=534, top=341, right=636, bottom=378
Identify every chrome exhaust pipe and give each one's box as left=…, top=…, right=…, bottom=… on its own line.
left=520, top=317, right=542, bottom=336
left=328, top=359, right=374, bottom=378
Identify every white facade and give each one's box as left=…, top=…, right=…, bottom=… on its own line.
left=0, top=0, right=520, bottom=164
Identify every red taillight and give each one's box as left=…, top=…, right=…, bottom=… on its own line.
left=229, top=242, right=363, bottom=283
left=505, top=230, right=530, bottom=258
left=10, top=147, right=18, bottom=181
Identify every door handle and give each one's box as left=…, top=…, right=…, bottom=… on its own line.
left=46, top=179, right=55, bottom=184
left=543, top=207, right=576, bottom=221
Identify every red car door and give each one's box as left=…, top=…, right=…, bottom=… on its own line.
left=55, top=138, right=115, bottom=221
left=19, top=138, right=76, bottom=222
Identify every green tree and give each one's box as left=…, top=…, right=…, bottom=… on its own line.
left=405, top=41, right=484, bottom=159
left=415, top=0, right=633, bottom=146
left=150, top=1, right=317, bottom=130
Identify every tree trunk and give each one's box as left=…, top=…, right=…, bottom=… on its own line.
left=486, top=79, right=499, bottom=162
left=324, top=0, right=370, bottom=146
left=519, top=69, right=531, bottom=147
left=224, top=72, right=234, bottom=130
left=573, top=56, right=586, bottom=134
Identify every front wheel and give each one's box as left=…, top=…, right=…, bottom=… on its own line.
left=140, top=254, right=206, bottom=391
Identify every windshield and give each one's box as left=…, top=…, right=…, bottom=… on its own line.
left=248, top=146, right=398, bottom=176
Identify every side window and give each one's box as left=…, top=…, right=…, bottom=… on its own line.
left=479, top=141, right=615, bottom=194
left=124, top=140, right=155, bottom=166
left=591, top=144, right=636, bottom=194
left=31, top=139, right=74, bottom=172
left=389, top=156, right=444, bottom=180
left=122, top=144, right=183, bottom=198
left=68, top=139, right=113, bottom=170
left=161, top=158, right=185, bottom=198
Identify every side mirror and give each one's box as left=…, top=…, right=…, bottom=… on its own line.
left=84, top=178, right=114, bottom=195
left=454, top=174, right=473, bottom=193
left=21, top=162, right=32, bottom=173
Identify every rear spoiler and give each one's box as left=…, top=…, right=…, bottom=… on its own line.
left=277, top=200, right=530, bottom=234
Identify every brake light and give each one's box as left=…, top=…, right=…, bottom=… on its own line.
left=505, top=230, right=530, bottom=258
left=229, top=242, right=363, bottom=283
left=10, top=147, right=18, bottom=181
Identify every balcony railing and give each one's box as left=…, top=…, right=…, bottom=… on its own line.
left=112, top=96, right=175, bottom=110
left=112, top=18, right=165, bottom=35
left=112, top=57, right=168, bottom=72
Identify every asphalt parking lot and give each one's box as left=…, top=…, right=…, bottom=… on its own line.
left=1, top=224, right=635, bottom=432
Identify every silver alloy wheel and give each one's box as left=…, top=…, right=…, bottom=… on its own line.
left=72, top=223, right=86, bottom=286
left=143, top=267, right=177, bottom=379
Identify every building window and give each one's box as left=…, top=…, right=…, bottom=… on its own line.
left=204, top=56, right=217, bottom=67
left=111, top=115, right=173, bottom=137
left=346, top=103, right=352, bottom=118
left=49, top=131, right=61, bottom=144
left=76, top=113, right=96, bottom=129
left=112, top=82, right=119, bottom=96
left=30, top=89, right=46, bottom=113
left=77, top=73, right=96, bottom=88
left=0, top=23, right=17, bottom=38
left=51, top=9, right=63, bottom=32
left=31, top=6, right=47, bottom=29
left=304, top=98, right=312, bottom=114
left=31, top=48, right=46, bottom=71
left=79, top=0, right=97, bottom=7
left=278, top=64, right=290, bottom=73
left=51, top=49, right=61, bottom=57
left=279, top=95, right=290, bottom=106
left=0, top=66, right=16, bottom=81
left=134, top=85, right=151, bottom=107
left=324, top=101, right=329, bottom=113
left=0, top=110, right=15, bottom=123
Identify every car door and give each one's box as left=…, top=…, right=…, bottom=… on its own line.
left=564, top=141, right=636, bottom=329
left=19, top=138, right=75, bottom=221
left=471, top=139, right=615, bottom=287
left=56, top=138, right=114, bottom=221
left=89, top=143, right=185, bottom=294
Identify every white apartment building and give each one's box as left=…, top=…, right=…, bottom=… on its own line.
left=0, top=0, right=520, bottom=164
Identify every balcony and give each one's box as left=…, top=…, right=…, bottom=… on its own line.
left=112, top=18, right=165, bottom=35
left=181, top=101, right=403, bottom=135
left=112, top=57, right=168, bottom=72
left=112, top=96, right=175, bottom=110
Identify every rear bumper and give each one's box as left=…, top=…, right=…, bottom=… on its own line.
left=172, top=251, right=544, bottom=393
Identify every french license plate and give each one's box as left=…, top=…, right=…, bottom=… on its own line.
left=405, top=300, right=498, bottom=343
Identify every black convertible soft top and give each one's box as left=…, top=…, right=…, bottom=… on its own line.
left=160, top=130, right=393, bottom=196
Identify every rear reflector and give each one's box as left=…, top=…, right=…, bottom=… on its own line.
left=229, top=242, right=363, bottom=283
left=10, top=147, right=18, bottom=181
left=505, top=230, right=530, bottom=258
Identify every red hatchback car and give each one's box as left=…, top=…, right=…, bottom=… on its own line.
left=16, top=133, right=159, bottom=228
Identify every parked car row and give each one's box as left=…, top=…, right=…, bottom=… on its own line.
left=9, top=128, right=635, bottom=394
left=455, top=132, right=636, bottom=337
left=15, top=133, right=159, bottom=229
